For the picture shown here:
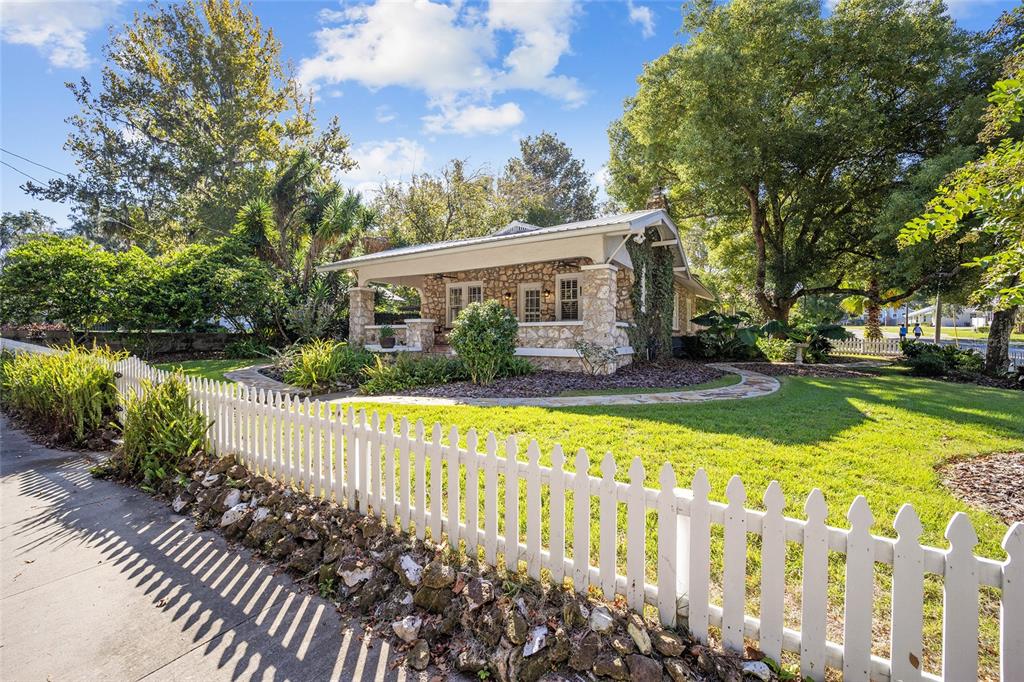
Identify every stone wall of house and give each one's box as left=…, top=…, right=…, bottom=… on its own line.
left=516, top=322, right=585, bottom=349
left=420, top=258, right=595, bottom=344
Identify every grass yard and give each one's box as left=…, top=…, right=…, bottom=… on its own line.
left=155, top=357, right=263, bottom=382
left=846, top=324, right=1024, bottom=342
left=558, top=373, right=741, bottom=396
left=340, top=368, right=1021, bottom=677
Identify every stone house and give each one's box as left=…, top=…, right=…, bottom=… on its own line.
left=318, top=209, right=713, bottom=373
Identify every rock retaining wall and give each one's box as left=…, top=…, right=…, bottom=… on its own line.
left=150, top=452, right=755, bottom=682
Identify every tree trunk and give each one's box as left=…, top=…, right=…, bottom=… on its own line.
left=985, top=305, right=1018, bottom=375
left=864, top=280, right=883, bottom=340
left=933, top=292, right=942, bottom=344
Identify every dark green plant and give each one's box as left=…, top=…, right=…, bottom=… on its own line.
left=358, top=354, right=468, bottom=395
left=625, top=226, right=675, bottom=362
left=0, top=344, right=123, bottom=445
left=900, top=340, right=984, bottom=377
left=691, top=310, right=760, bottom=359
left=118, top=373, right=210, bottom=490
left=448, top=301, right=519, bottom=384
left=378, top=324, right=395, bottom=339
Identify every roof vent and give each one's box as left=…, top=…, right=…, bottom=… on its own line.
left=491, top=220, right=541, bottom=237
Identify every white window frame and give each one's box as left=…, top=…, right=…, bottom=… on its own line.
left=555, top=273, right=580, bottom=321
left=518, top=282, right=542, bottom=322
left=445, top=281, right=484, bottom=326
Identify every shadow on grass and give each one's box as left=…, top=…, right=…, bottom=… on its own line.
left=552, top=372, right=1024, bottom=448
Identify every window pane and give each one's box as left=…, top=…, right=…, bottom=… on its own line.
left=468, top=285, right=483, bottom=303
left=524, top=288, right=541, bottom=322
left=560, top=278, right=579, bottom=320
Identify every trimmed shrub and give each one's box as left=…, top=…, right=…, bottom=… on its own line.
left=119, top=373, right=210, bottom=489
left=448, top=301, right=519, bottom=384
left=223, top=338, right=273, bottom=359
left=0, top=344, right=122, bottom=445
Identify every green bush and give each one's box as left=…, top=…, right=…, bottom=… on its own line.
left=691, top=310, right=760, bottom=360
left=119, top=373, right=210, bottom=489
left=283, top=339, right=373, bottom=391
left=0, top=345, right=123, bottom=445
left=448, top=301, right=519, bottom=384
left=358, top=354, right=468, bottom=395
left=502, top=355, right=536, bottom=377
left=755, top=336, right=796, bottom=362
left=901, top=341, right=983, bottom=377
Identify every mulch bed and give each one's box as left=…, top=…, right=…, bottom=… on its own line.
left=730, top=362, right=879, bottom=379
left=391, top=360, right=726, bottom=399
left=940, top=452, right=1024, bottom=525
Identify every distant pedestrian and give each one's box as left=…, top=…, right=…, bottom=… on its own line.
left=899, top=324, right=908, bottom=341
left=913, top=324, right=923, bottom=339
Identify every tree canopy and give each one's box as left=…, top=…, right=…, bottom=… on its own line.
left=608, top=0, right=1008, bottom=322
left=26, top=0, right=353, bottom=248
left=501, top=132, right=598, bottom=227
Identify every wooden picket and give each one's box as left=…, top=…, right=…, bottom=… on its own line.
left=5, top=336, right=1018, bottom=682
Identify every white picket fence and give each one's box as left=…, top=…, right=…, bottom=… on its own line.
left=833, top=337, right=903, bottom=357
left=100, top=355, right=1022, bottom=682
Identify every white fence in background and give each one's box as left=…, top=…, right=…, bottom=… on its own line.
left=106, top=356, right=1022, bottom=682
left=2, top=339, right=1019, bottom=681
left=834, top=337, right=902, bottom=357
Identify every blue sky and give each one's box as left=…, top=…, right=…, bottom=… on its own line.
left=0, top=0, right=1017, bottom=229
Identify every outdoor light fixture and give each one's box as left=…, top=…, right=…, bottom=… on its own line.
left=503, top=291, right=513, bottom=301
left=543, top=289, right=552, bottom=299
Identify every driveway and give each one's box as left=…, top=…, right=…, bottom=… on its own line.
left=0, top=415, right=407, bottom=682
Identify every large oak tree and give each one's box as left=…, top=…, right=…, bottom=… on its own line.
left=608, top=0, right=1007, bottom=322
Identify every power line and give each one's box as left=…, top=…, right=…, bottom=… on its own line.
left=0, top=147, right=69, bottom=177
left=0, top=159, right=45, bottom=185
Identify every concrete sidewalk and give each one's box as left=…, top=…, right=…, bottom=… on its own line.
left=0, top=415, right=408, bottom=681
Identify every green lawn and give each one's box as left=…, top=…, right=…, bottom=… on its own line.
left=846, top=324, right=1024, bottom=341
left=155, top=357, right=263, bottom=382
left=340, top=369, right=1021, bottom=676
left=558, top=373, right=741, bottom=396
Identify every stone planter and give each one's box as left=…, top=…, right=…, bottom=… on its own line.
left=381, top=336, right=396, bottom=349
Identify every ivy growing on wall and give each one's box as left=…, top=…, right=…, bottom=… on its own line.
left=625, top=226, right=675, bottom=362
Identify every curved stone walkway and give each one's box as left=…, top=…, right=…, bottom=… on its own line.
left=327, top=363, right=779, bottom=408
left=222, top=364, right=308, bottom=395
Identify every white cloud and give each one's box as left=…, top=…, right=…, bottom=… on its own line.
left=339, top=138, right=428, bottom=195
left=626, top=1, right=655, bottom=39
left=375, top=105, right=397, bottom=124
left=300, top=0, right=587, bottom=135
left=422, top=101, right=524, bottom=136
left=0, top=0, right=118, bottom=69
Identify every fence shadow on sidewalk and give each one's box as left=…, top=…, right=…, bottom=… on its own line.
left=1, top=420, right=412, bottom=682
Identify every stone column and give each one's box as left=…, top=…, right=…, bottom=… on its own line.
left=348, top=287, right=375, bottom=346
left=404, top=319, right=436, bottom=352
left=580, top=264, right=619, bottom=374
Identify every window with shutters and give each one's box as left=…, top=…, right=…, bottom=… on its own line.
left=556, top=274, right=579, bottom=321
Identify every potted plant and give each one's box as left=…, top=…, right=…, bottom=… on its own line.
left=379, top=325, right=397, bottom=349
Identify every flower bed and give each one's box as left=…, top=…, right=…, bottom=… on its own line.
left=390, top=360, right=725, bottom=399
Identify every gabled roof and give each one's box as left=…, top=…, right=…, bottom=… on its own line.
left=318, top=209, right=668, bottom=272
